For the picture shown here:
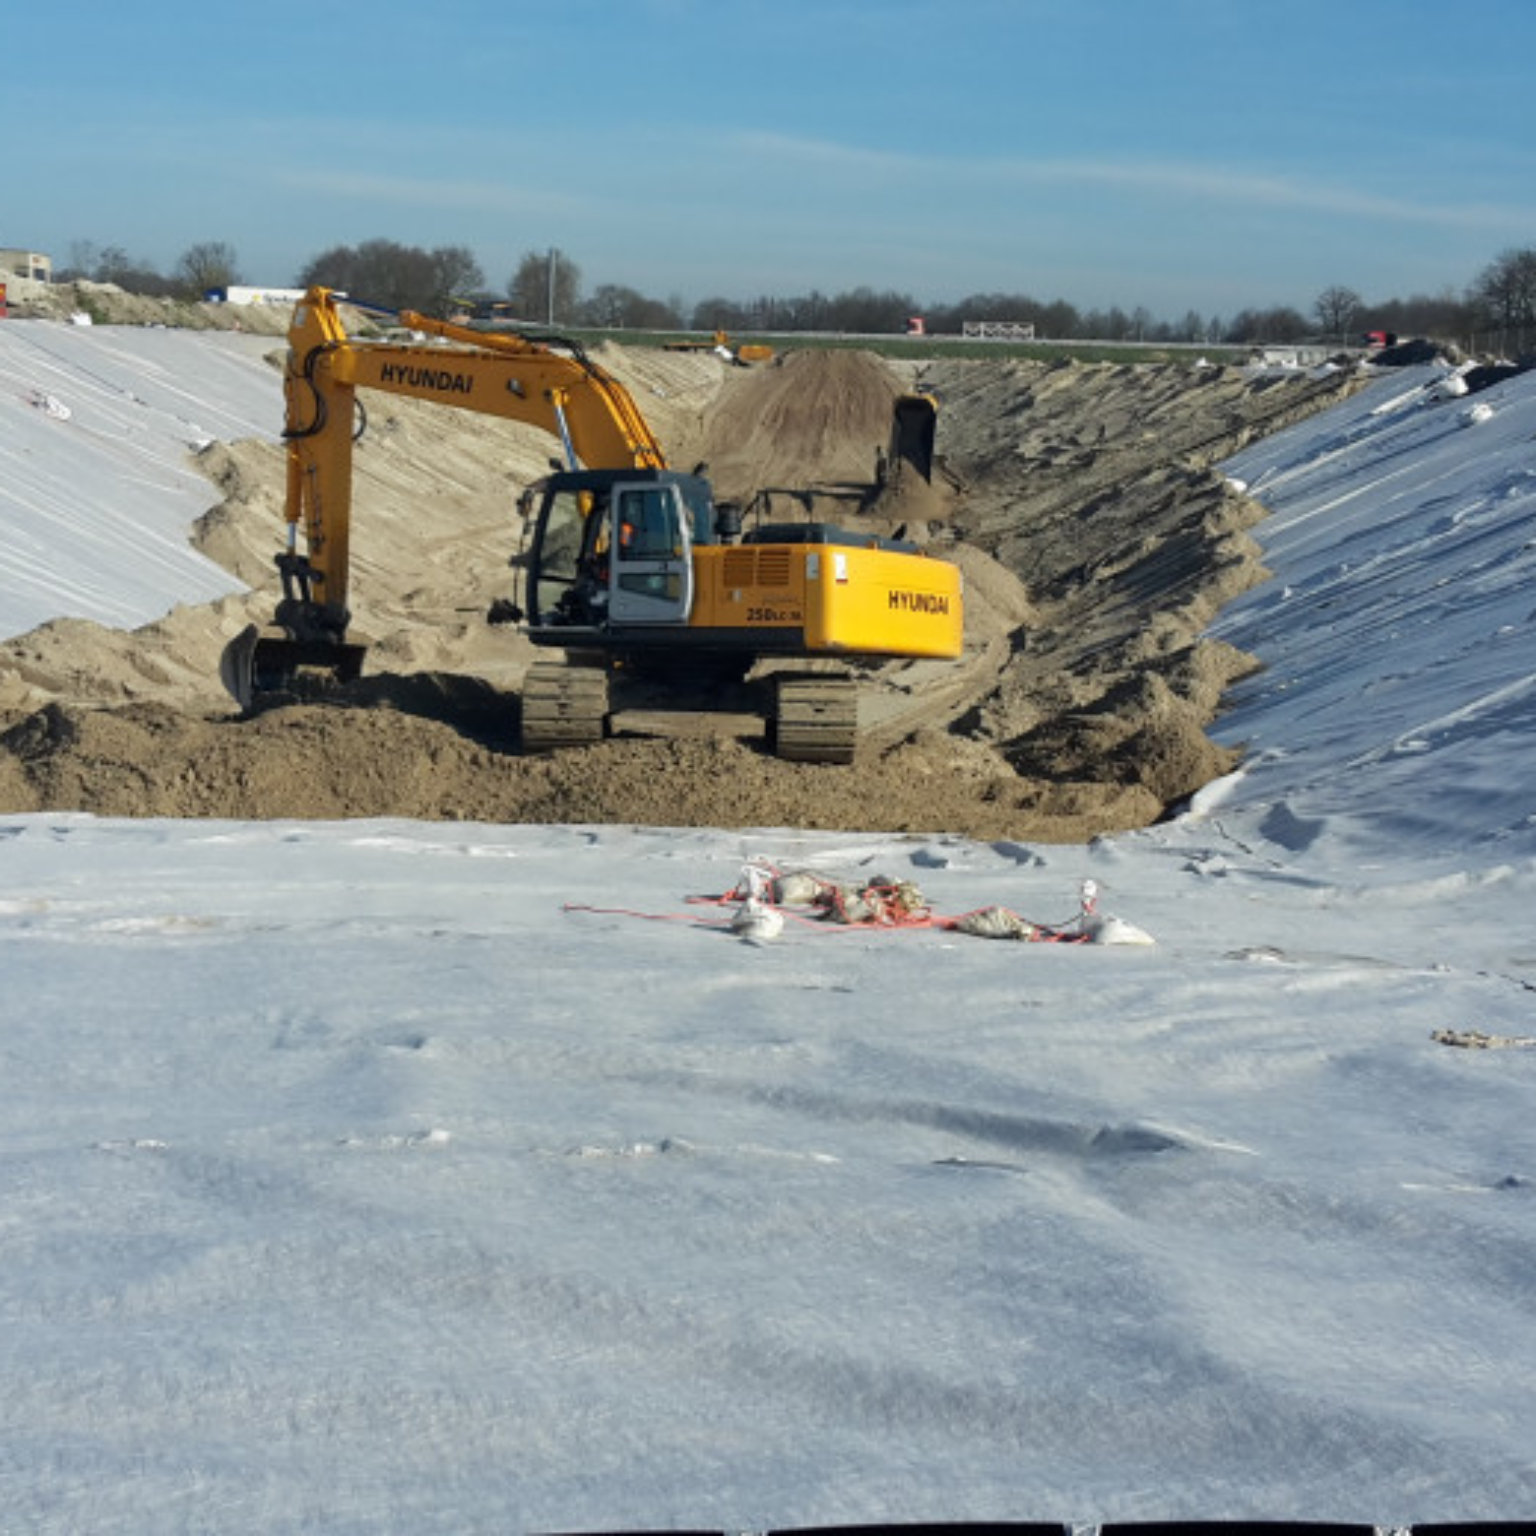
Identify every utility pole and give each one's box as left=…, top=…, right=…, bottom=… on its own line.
left=547, top=247, right=556, bottom=326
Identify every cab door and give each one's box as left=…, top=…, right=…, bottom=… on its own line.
left=608, top=481, right=695, bottom=625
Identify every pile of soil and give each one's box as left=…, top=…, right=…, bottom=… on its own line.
left=0, top=275, right=296, bottom=334
left=0, top=324, right=1367, bottom=840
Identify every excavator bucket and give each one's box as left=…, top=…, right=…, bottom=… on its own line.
left=888, top=391, right=938, bottom=484
left=220, top=623, right=366, bottom=712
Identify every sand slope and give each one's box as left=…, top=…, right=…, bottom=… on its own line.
left=0, top=319, right=1366, bottom=838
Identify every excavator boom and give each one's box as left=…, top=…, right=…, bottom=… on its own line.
left=281, top=288, right=664, bottom=615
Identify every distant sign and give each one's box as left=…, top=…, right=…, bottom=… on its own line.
left=204, top=286, right=307, bottom=307
left=962, top=320, right=1036, bottom=341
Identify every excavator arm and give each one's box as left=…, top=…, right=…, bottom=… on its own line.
left=222, top=286, right=668, bottom=707
left=280, top=287, right=664, bottom=622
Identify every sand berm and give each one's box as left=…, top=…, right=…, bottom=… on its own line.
left=0, top=292, right=1368, bottom=839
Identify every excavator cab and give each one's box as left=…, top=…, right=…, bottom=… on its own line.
left=525, top=468, right=710, bottom=639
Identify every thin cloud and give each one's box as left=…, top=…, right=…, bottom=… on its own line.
left=733, top=130, right=1535, bottom=233
left=272, top=167, right=587, bottom=220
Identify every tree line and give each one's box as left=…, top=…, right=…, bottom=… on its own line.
left=52, top=235, right=1536, bottom=355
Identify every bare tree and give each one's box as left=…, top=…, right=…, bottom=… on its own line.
left=1224, top=306, right=1309, bottom=344
left=429, top=245, right=484, bottom=313
left=60, top=240, right=99, bottom=280
left=1314, top=285, right=1363, bottom=342
left=690, top=295, right=751, bottom=332
left=176, top=241, right=242, bottom=298
left=296, top=239, right=483, bottom=316
left=823, top=286, right=919, bottom=334
left=582, top=283, right=681, bottom=330
left=1175, top=309, right=1207, bottom=343
left=508, top=248, right=581, bottom=325
left=87, top=246, right=176, bottom=295
left=1470, top=246, right=1536, bottom=355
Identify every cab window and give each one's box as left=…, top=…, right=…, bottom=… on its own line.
left=616, top=487, right=679, bottom=560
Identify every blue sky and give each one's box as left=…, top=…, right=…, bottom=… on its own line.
left=4, top=0, right=1533, bottom=321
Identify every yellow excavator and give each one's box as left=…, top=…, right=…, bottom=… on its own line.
left=663, top=329, right=775, bottom=365
left=222, top=286, right=963, bottom=762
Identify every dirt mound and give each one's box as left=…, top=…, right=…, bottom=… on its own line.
left=0, top=691, right=1165, bottom=841
left=0, top=335, right=1369, bottom=838
left=1, top=276, right=295, bottom=334
left=700, top=349, right=909, bottom=501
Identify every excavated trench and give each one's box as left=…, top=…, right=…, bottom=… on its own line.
left=0, top=338, right=1367, bottom=839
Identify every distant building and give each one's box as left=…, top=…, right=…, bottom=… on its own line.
left=203, top=285, right=308, bottom=307
left=0, top=249, right=53, bottom=282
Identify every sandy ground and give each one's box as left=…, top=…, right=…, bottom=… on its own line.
left=0, top=295, right=1367, bottom=838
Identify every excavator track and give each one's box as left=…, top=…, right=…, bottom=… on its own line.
left=521, top=661, right=610, bottom=753
left=771, top=674, right=860, bottom=765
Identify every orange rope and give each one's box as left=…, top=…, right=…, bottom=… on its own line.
left=676, top=874, right=1094, bottom=942
left=568, top=864, right=1098, bottom=942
